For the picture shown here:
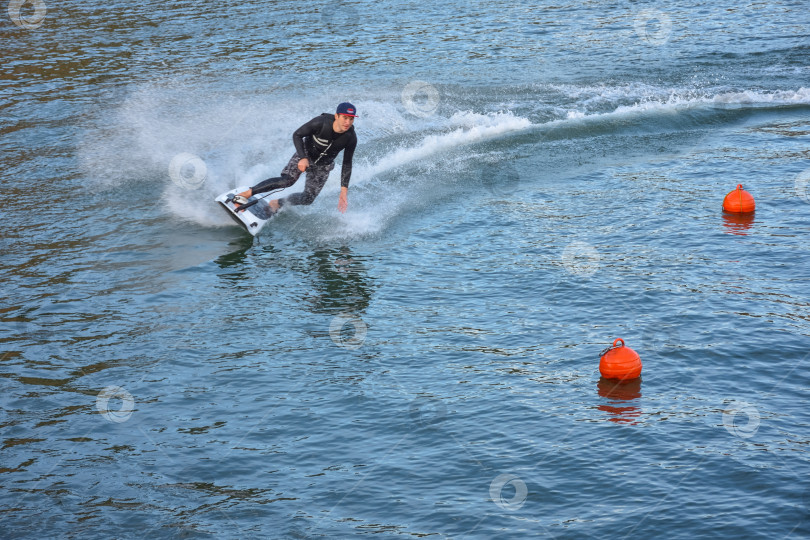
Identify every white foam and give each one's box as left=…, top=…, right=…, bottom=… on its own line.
left=359, top=112, right=531, bottom=182
left=80, top=79, right=810, bottom=240
left=164, top=185, right=231, bottom=228
left=709, top=88, right=810, bottom=105
left=555, top=87, right=810, bottom=125
left=268, top=112, right=532, bottom=241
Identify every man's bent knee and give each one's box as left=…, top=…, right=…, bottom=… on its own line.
left=283, top=191, right=318, bottom=206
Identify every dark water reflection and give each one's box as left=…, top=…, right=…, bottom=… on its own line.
left=212, top=235, right=254, bottom=273
left=721, top=211, right=756, bottom=235
left=305, top=247, right=374, bottom=316
left=597, top=377, right=643, bottom=425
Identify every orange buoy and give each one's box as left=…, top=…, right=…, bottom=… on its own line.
left=722, top=184, right=755, bottom=213
left=599, top=338, right=642, bottom=380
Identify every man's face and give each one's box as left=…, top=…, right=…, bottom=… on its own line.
left=333, top=113, right=355, bottom=133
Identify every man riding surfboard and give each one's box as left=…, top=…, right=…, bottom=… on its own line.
left=233, top=102, right=358, bottom=214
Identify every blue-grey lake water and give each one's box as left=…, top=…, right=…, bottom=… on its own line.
left=2, top=0, right=810, bottom=537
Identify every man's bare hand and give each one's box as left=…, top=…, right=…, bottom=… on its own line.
left=338, top=187, right=348, bottom=213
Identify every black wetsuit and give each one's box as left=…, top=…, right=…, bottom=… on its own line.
left=251, top=113, right=358, bottom=206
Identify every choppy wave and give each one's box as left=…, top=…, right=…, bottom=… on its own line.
left=359, top=112, right=531, bottom=181
left=544, top=84, right=810, bottom=118
left=78, top=81, right=810, bottom=237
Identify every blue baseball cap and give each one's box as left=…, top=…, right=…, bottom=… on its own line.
left=336, top=102, right=358, bottom=117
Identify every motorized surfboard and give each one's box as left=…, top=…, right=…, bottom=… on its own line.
left=215, top=186, right=276, bottom=236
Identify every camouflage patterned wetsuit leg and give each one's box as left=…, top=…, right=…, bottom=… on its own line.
left=250, top=153, right=335, bottom=207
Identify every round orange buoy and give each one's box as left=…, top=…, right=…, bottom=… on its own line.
left=722, top=184, right=755, bottom=213
left=599, top=338, right=642, bottom=380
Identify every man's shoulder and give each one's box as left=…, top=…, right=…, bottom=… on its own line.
left=302, top=113, right=332, bottom=126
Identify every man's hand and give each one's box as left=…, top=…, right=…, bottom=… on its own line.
left=338, top=187, right=348, bottom=213
left=298, top=158, right=309, bottom=172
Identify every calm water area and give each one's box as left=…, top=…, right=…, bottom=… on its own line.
left=2, top=0, right=810, bottom=537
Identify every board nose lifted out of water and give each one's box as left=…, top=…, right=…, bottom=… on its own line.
left=214, top=186, right=278, bottom=236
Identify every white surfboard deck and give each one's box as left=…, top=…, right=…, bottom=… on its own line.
left=215, top=186, right=276, bottom=236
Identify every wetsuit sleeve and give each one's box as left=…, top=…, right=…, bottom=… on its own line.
left=340, top=133, right=357, bottom=188
left=292, top=116, right=324, bottom=159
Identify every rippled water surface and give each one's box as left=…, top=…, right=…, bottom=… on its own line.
left=2, top=0, right=810, bottom=538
